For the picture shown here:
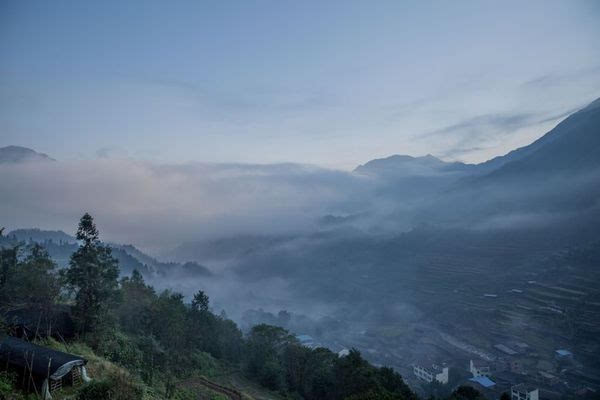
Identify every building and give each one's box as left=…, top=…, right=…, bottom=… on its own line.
left=0, top=336, right=90, bottom=399
left=510, top=359, right=523, bottom=374
left=538, top=371, right=559, bottom=386
left=511, top=342, right=530, bottom=354
left=338, top=348, right=350, bottom=357
left=295, top=334, right=315, bottom=347
left=470, top=359, right=491, bottom=377
left=494, top=344, right=518, bottom=356
left=511, top=384, right=539, bottom=400
left=554, top=349, right=573, bottom=360
left=413, top=364, right=449, bottom=384
left=469, top=375, right=496, bottom=388
left=4, top=306, right=75, bottom=340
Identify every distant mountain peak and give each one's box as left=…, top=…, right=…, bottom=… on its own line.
left=354, top=153, right=468, bottom=176
left=0, top=146, right=55, bottom=164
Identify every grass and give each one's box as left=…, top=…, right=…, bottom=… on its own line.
left=37, top=337, right=283, bottom=400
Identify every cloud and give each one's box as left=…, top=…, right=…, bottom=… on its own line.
left=0, top=159, right=373, bottom=252
left=426, top=108, right=578, bottom=161
left=95, top=146, right=129, bottom=159
left=520, top=65, right=600, bottom=89
left=425, top=112, right=536, bottom=140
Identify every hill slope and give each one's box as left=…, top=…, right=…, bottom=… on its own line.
left=0, top=145, right=55, bottom=163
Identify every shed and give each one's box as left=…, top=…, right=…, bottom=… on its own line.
left=0, top=336, right=90, bottom=399
left=4, top=306, right=75, bottom=340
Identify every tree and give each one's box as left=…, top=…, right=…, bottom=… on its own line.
left=449, top=385, right=485, bottom=400
left=244, top=324, right=295, bottom=390
left=0, top=245, right=18, bottom=289
left=18, top=243, right=61, bottom=307
left=63, top=213, right=120, bottom=337
left=191, top=290, right=209, bottom=313
left=77, top=213, right=99, bottom=244
left=118, top=269, right=155, bottom=335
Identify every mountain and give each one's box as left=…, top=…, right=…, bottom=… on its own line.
left=7, top=228, right=76, bottom=243
left=357, top=97, right=600, bottom=181
left=354, top=154, right=471, bottom=178
left=402, top=97, right=600, bottom=229
left=0, top=145, right=55, bottom=163
left=479, top=98, right=600, bottom=179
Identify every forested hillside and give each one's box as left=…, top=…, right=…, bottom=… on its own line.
left=1, top=214, right=496, bottom=400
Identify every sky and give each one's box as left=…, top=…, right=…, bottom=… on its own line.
left=1, top=0, right=600, bottom=169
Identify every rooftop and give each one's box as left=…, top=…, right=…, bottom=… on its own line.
left=295, top=334, right=314, bottom=343
left=494, top=344, right=518, bottom=355
left=555, top=349, right=572, bottom=356
left=0, top=336, right=86, bottom=380
left=512, top=383, right=539, bottom=393
left=469, top=376, right=496, bottom=388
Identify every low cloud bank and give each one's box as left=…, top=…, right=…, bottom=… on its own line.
left=0, top=159, right=374, bottom=252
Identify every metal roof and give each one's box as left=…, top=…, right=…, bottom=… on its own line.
left=0, top=336, right=86, bottom=380
left=295, top=334, right=314, bottom=343
left=555, top=349, right=572, bottom=356
left=494, top=344, right=517, bottom=355
left=469, top=376, right=496, bottom=388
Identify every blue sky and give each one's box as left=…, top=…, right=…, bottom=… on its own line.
left=1, top=0, right=599, bottom=169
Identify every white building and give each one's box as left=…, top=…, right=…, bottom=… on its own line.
left=338, top=348, right=350, bottom=357
left=511, top=384, right=539, bottom=400
left=413, top=364, right=449, bottom=384
left=469, top=359, right=491, bottom=377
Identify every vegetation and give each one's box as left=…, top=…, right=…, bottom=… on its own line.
left=62, top=213, right=120, bottom=339
left=0, top=214, right=489, bottom=400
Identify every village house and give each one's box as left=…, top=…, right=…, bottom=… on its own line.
left=511, top=383, right=539, bottom=400
left=470, top=359, right=491, bottom=377
left=412, top=363, right=449, bottom=384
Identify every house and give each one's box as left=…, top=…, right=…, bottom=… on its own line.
left=538, top=371, right=559, bottom=386
left=510, top=359, right=523, bottom=374
left=554, top=349, right=573, bottom=360
left=511, top=383, right=539, bottom=400
left=0, top=336, right=90, bottom=399
left=470, top=359, right=491, bottom=377
left=464, top=375, right=499, bottom=400
left=468, top=375, right=496, bottom=389
left=494, top=344, right=518, bottom=356
left=511, top=342, right=530, bottom=354
left=295, top=334, right=315, bottom=348
left=338, top=348, right=350, bottom=357
left=413, top=364, right=449, bottom=384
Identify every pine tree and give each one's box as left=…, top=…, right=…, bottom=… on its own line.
left=63, top=213, right=119, bottom=337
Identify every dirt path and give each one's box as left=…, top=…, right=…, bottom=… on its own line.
left=178, top=376, right=243, bottom=400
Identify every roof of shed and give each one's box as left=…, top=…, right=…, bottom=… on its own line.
left=0, top=336, right=86, bottom=380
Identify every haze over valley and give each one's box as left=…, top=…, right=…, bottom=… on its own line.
left=2, top=97, right=600, bottom=399
left=2, top=2, right=599, bottom=399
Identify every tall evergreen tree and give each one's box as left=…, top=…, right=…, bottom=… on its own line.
left=63, top=213, right=120, bottom=337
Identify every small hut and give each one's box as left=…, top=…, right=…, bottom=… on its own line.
left=0, top=336, right=90, bottom=399
left=4, top=306, right=75, bottom=340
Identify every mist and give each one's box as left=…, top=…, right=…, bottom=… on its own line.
left=0, top=158, right=380, bottom=252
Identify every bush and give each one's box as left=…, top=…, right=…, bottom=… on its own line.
left=0, top=372, right=37, bottom=400
left=0, top=372, right=14, bottom=398
left=77, top=380, right=113, bottom=400
left=97, top=331, right=143, bottom=371
left=77, top=371, right=143, bottom=400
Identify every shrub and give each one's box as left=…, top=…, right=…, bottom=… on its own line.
left=77, top=371, right=144, bottom=400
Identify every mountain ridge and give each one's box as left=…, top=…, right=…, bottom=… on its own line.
left=0, top=145, right=55, bottom=163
